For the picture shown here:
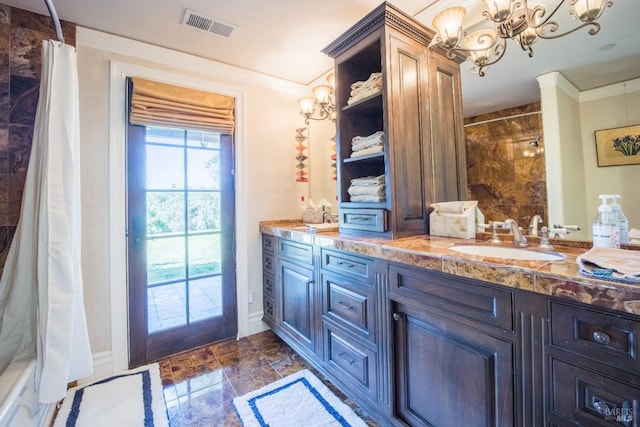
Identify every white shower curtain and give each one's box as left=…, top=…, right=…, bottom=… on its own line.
left=0, top=40, right=93, bottom=403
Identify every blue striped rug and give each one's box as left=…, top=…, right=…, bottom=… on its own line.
left=53, top=363, right=169, bottom=427
left=232, top=369, right=367, bottom=427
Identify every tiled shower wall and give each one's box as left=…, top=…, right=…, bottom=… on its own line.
left=0, top=4, right=75, bottom=275
left=464, top=102, right=548, bottom=227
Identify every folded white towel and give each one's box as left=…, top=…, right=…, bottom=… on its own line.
left=630, top=228, right=640, bottom=240
left=577, top=246, right=640, bottom=283
left=352, top=130, right=384, bottom=149
left=350, top=194, right=386, bottom=203
left=348, top=86, right=382, bottom=105
left=350, top=73, right=382, bottom=95
left=350, top=174, right=385, bottom=187
left=350, top=145, right=383, bottom=158
left=348, top=183, right=385, bottom=197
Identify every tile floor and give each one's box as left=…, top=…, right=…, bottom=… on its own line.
left=158, top=329, right=380, bottom=426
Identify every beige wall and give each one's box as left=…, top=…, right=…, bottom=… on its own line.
left=581, top=81, right=640, bottom=234
left=539, top=72, right=640, bottom=240
left=76, top=28, right=308, bottom=373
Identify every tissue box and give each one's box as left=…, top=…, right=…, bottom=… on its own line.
left=429, top=201, right=484, bottom=239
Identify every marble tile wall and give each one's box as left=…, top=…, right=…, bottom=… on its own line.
left=464, top=102, right=547, bottom=227
left=0, top=3, right=75, bottom=275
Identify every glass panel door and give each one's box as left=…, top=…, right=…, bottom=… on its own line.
left=127, top=124, right=236, bottom=365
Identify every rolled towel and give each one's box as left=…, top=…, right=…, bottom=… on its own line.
left=348, top=183, right=385, bottom=197
left=576, top=246, right=640, bottom=283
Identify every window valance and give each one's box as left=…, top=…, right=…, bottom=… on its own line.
left=129, top=77, right=235, bottom=133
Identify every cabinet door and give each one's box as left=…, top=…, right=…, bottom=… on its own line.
left=392, top=301, right=515, bottom=427
left=427, top=50, right=466, bottom=204
left=280, top=259, right=315, bottom=352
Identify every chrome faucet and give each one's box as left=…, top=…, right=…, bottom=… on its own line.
left=503, top=219, right=528, bottom=247
left=528, top=215, right=543, bottom=236
left=322, top=211, right=336, bottom=223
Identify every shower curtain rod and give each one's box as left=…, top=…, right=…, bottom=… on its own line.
left=43, top=0, right=64, bottom=43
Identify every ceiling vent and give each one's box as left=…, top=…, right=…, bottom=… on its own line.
left=182, top=9, right=239, bottom=39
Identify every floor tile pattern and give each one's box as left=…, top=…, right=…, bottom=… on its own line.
left=158, top=330, right=380, bottom=426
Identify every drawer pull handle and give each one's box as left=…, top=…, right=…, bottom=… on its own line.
left=338, top=352, right=355, bottom=365
left=336, top=261, right=356, bottom=269
left=593, top=399, right=612, bottom=416
left=265, top=239, right=272, bottom=248
left=593, top=331, right=611, bottom=345
left=337, top=301, right=353, bottom=310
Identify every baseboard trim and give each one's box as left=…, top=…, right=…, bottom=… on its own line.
left=78, top=351, right=113, bottom=385
left=246, top=311, right=270, bottom=336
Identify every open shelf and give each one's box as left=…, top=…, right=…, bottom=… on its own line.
left=343, top=152, right=385, bottom=164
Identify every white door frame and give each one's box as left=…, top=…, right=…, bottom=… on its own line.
left=108, top=61, right=248, bottom=371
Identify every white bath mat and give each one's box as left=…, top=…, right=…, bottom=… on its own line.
left=232, top=369, right=367, bottom=427
left=53, top=363, right=169, bottom=427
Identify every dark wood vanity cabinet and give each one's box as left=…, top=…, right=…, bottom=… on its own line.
left=262, top=235, right=640, bottom=426
left=322, top=2, right=466, bottom=237
left=320, top=248, right=381, bottom=406
left=262, top=237, right=321, bottom=360
left=388, top=263, right=517, bottom=426
left=548, top=300, right=640, bottom=426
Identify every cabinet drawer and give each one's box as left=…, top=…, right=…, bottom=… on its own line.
left=389, top=264, right=514, bottom=332
left=321, top=249, right=374, bottom=282
left=263, top=274, right=275, bottom=298
left=263, top=253, right=274, bottom=275
left=262, top=234, right=275, bottom=252
left=340, top=208, right=386, bottom=233
left=278, top=239, right=313, bottom=264
left=323, top=323, right=377, bottom=401
left=550, top=358, right=639, bottom=426
left=263, top=296, right=276, bottom=326
left=323, top=273, right=376, bottom=343
left=551, top=301, right=640, bottom=373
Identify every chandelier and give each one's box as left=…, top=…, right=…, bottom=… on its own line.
left=431, top=0, right=613, bottom=76
left=298, top=73, right=336, bottom=124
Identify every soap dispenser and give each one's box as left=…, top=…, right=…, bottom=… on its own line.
left=610, top=195, right=629, bottom=244
left=592, top=195, right=620, bottom=249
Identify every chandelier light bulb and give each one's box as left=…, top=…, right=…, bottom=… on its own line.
left=463, top=29, right=496, bottom=65
left=573, top=0, right=608, bottom=21
left=326, top=72, right=335, bottom=88
left=483, top=0, right=516, bottom=21
left=312, top=85, right=332, bottom=105
left=298, top=97, right=315, bottom=116
left=432, top=6, right=466, bottom=48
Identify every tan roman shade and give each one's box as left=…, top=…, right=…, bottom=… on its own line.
left=129, top=77, right=235, bottom=133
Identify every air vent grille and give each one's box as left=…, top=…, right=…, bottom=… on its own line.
left=182, top=9, right=238, bottom=38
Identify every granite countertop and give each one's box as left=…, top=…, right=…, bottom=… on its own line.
left=260, top=220, right=640, bottom=316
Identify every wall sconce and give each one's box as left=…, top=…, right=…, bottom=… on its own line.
left=298, top=73, right=336, bottom=124
left=431, top=0, right=613, bottom=76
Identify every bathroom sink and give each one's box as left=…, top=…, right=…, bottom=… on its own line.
left=449, top=244, right=566, bottom=261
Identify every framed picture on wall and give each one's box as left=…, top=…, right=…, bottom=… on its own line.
left=594, top=124, right=640, bottom=167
